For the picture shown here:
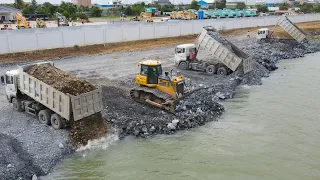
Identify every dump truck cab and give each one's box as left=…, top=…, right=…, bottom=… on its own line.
left=174, top=44, right=198, bottom=68
left=257, top=28, right=272, bottom=40
left=135, top=60, right=186, bottom=98
left=1, top=70, right=19, bottom=102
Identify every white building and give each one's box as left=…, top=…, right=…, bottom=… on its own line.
left=0, top=5, right=21, bottom=22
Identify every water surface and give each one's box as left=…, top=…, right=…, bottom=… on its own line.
left=45, top=53, right=320, bottom=180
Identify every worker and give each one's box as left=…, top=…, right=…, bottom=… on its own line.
left=247, top=30, right=250, bottom=38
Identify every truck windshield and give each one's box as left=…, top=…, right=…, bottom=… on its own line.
left=189, top=48, right=196, bottom=54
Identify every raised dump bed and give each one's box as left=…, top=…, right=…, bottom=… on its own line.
left=197, top=26, right=253, bottom=74
left=278, top=15, right=307, bottom=43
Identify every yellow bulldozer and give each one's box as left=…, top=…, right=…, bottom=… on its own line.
left=130, top=60, right=190, bottom=112
left=36, top=18, right=47, bottom=28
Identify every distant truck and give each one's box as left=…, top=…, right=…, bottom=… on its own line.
left=257, top=15, right=307, bottom=43
left=1, top=62, right=102, bottom=129
left=174, top=26, right=253, bottom=75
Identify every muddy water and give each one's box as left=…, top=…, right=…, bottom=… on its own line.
left=44, top=53, right=320, bottom=180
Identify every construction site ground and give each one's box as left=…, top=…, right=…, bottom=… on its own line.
left=1, top=21, right=319, bottom=63
left=1, top=21, right=320, bottom=180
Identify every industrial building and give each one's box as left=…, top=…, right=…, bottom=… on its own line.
left=72, top=0, right=92, bottom=8
left=0, top=4, right=21, bottom=22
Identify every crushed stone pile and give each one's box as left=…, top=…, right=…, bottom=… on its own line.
left=174, top=88, right=224, bottom=128
left=27, top=63, right=96, bottom=96
left=242, top=39, right=309, bottom=72
left=69, top=112, right=108, bottom=148
left=27, top=63, right=108, bottom=147
left=101, top=85, right=224, bottom=138
left=204, top=26, right=234, bottom=53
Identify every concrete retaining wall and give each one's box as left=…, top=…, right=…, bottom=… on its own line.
left=0, top=14, right=320, bottom=54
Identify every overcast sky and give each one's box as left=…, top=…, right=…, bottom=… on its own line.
left=0, top=0, right=280, bottom=5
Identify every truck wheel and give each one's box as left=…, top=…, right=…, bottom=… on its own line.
left=178, top=62, right=188, bottom=70
left=51, top=114, right=66, bottom=130
left=38, top=109, right=51, bottom=125
left=12, top=98, right=23, bottom=112
left=205, top=65, right=216, bottom=75
left=217, top=67, right=228, bottom=76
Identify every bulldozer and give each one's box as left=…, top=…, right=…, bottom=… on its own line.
left=130, top=60, right=190, bottom=113
left=36, top=18, right=47, bottom=28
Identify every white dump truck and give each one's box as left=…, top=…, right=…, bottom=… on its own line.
left=1, top=62, right=102, bottom=129
left=257, top=15, right=307, bottom=43
left=174, top=26, right=253, bottom=75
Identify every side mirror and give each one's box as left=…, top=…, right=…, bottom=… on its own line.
left=1, top=76, right=5, bottom=85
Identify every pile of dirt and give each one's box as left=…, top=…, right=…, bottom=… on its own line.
left=27, top=63, right=96, bottom=96
left=69, top=112, right=108, bottom=148
left=27, top=63, right=108, bottom=147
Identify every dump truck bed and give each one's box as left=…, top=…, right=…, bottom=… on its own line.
left=197, top=26, right=252, bottom=74
left=278, top=16, right=307, bottom=43
left=18, top=62, right=102, bottom=121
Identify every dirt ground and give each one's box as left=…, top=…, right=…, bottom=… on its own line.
left=0, top=21, right=319, bottom=63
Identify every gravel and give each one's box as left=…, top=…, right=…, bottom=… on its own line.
left=0, top=84, right=71, bottom=180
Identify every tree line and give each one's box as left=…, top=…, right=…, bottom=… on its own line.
left=6, top=0, right=103, bottom=20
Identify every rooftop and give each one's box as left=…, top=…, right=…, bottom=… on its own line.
left=0, top=4, right=21, bottom=13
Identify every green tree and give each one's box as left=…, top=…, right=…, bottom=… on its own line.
left=22, top=7, right=30, bottom=14
left=187, top=0, right=200, bottom=10
left=236, top=2, right=246, bottom=9
left=90, top=6, right=103, bottom=17
left=14, top=0, right=25, bottom=10
left=162, top=4, right=174, bottom=12
left=147, top=2, right=161, bottom=10
left=215, top=0, right=226, bottom=9
left=256, top=5, right=269, bottom=13
left=63, top=10, right=70, bottom=18
left=124, top=6, right=133, bottom=15
left=279, top=3, right=289, bottom=10
left=36, top=7, right=46, bottom=14
left=29, top=0, right=38, bottom=14
left=56, top=7, right=65, bottom=14
left=131, top=3, right=145, bottom=15
left=78, top=13, right=88, bottom=19
left=42, top=2, right=55, bottom=15
left=312, top=4, right=320, bottom=12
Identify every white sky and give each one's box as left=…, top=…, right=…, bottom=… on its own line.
left=0, top=0, right=281, bottom=5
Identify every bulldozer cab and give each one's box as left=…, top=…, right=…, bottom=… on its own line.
left=136, top=60, right=162, bottom=86
left=135, top=60, right=187, bottom=99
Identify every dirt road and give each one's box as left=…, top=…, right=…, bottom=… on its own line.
left=1, top=21, right=319, bottom=63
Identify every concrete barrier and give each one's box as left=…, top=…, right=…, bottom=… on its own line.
left=0, top=14, right=319, bottom=54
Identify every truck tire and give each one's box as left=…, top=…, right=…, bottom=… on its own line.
left=205, top=65, right=216, bottom=75
left=51, top=114, right=66, bottom=130
left=12, top=98, right=23, bottom=112
left=217, top=67, right=228, bottom=76
left=178, top=61, right=188, bottom=70
left=38, top=109, right=51, bottom=125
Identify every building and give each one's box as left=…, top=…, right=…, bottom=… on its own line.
left=225, top=1, right=238, bottom=9
left=153, top=0, right=171, bottom=5
left=197, top=0, right=214, bottom=8
left=0, top=4, right=22, bottom=22
left=72, top=0, right=92, bottom=8
left=97, top=0, right=122, bottom=9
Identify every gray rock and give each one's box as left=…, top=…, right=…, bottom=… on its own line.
left=32, top=174, right=37, bottom=180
